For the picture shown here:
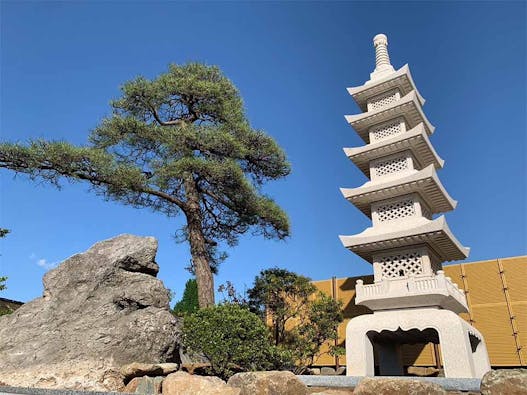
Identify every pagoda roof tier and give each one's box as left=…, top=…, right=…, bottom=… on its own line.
left=345, top=91, right=435, bottom=144
left=339, top=216, right=470, bottom=262
left=340, top=165, right=456, bottom=217
left=343, top=123, right=444, bottom=178
left=347, top=64, right=425, bottom=112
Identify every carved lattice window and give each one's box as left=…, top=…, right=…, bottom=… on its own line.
left=374, top=154, right=408, bottom=177
left=377, top=198, right=415, bottom=222
left=370, top=118, right=404, bottom=142
left=380, top=250, right=423, bottom=279
left=367, top=89, right=400, bottom=111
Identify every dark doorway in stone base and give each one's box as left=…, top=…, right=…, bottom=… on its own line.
left=367, top=327, right=443, bottom=376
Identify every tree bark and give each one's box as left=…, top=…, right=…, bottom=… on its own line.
left=183, top=174, right=215, bottom=307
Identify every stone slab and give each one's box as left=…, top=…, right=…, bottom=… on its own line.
left=298, top=376, right=481, bottom=392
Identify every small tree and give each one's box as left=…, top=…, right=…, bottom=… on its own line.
left=248, top=268, right=316, bottom=346
left=172, top=278, right=199, bottom=315
left=0, top=63, right=291, bottom=307
left=217, top=280, right=248, bottom=305
left=248, top=268, right=343, bottom=373
left=289, top=293, right=344, bottom=371
left=182, top=304, right=275, bottom=380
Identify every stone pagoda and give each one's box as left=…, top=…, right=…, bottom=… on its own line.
left=340, top=34, right=490, bottom=379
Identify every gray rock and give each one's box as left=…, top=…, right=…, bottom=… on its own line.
left=121, top=362, right=179, bottom=381
left=158, top=363, right=180, bottom=376
left=0, top=234, right=180, bottom=391
left=480, top=369, right=527, bottom=395
left=307, top=367, right=321, bottom=375
left=124, top=375, right=164, bottom=394
left=407, top=366, right=441, bottom=377
left=335, top=366, right=346, bottom=375
left=121, top=363, right=164, bottom=381
left=320, top=367, right=336, bottom=375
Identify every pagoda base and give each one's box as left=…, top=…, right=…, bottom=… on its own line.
left=345, top=307, right=490, bottom=379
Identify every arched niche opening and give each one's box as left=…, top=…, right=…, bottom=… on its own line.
left=366, top=327, right=444, bottom=376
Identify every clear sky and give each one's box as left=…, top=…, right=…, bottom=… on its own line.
left=1, top=1, right=525, bottom=304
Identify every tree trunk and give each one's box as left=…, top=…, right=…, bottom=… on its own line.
left=183, top=175, right=215, bottom=308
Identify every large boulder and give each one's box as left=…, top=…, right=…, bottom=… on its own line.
left=353, top=377, right=446, bottom=395
left=480, top=369, right=527, bottom=395
left=0, top=234, right=180, bottom=391
left=228, top=371, right=308, bottom=395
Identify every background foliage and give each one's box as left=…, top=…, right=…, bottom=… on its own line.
left=172, top=278, right=199, bottom=315
left=248, top=268, right=344, bottom=373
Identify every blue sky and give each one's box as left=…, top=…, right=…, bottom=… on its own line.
left=1, top=1, right=525, bottom=304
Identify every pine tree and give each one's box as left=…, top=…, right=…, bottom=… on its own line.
left=0, top=63, right=290, bottom=306
left=173, top=278, right=199, bottom=315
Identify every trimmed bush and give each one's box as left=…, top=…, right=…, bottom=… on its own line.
left=181, top=303, right=277, bottom=380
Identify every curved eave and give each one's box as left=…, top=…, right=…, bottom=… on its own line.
left=343, top=123, right=444, bottom=177
left=347, top=65, right=425, bottom=111
left=345, top=91, right=435, bottom=144
left=340, top=165, right=457, bottom=217
left=339, top=216, right=470, bottom=262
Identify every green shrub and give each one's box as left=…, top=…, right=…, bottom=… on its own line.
left=181, top=303, right=279, bottom=380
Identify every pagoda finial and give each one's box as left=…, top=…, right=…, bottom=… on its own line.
left=369, top=33, right=395, bottom=81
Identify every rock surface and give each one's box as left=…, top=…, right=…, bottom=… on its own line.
left=228, top=371, right=308, bottom=395
left=320, top=367, right=337, bottom=375
left=124, top=376, right=164, bottom=394
left=480, top=369, right=527, bottom=395
left=0, top=234, right=180, bottom=391
left=407, top=366, right=441, bottom=377
left=308, top=388, right=354, bottom=395
left=162, top=371, right=240, bottom=395
left=121, top=362, right=179, bottom=382
left=353, top=377, right=447, bottom=395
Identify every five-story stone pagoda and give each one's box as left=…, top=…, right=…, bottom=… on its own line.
left=340, top=34, right=490, bottom=379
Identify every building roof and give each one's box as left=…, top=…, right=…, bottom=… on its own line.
left=340, top=164, right=456, bottom=217
left=339, top=215, right=470, bottom=263
left=343, top=123, right=444, bottom=177
left=345, top=91, right=434, bottom=143
left=0, top=297, right=23, bottom=306
left=347, top=64, right=425, bottom=112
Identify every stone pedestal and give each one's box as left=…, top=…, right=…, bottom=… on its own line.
left=345, top=308, right=490, bottom=378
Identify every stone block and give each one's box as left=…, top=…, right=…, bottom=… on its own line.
left=162, top=371, right=239, bottom=395
left=354, top=377, right=446, bottom=395
left=480, top=369, right=527, bottom=395
left=124, top=376, right=164, bottom=394
left=320, top=367, right=336, bottom=375
left=228, top=371, right=307, bottom=395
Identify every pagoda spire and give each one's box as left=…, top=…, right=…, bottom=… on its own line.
left=369, top=33, right=395, bottom=82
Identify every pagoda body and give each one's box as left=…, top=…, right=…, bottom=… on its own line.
left=340, top=34, right=490, bottom=378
